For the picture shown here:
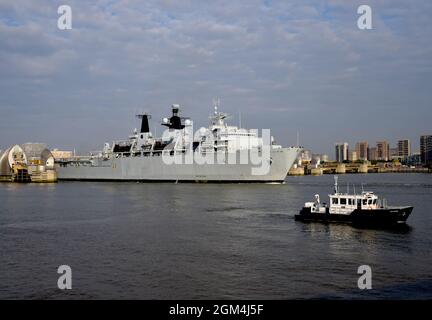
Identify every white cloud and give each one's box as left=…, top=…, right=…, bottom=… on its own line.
left=0, top=0, right=431, bottom=154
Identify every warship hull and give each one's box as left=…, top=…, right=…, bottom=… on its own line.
left=56, top=147, right=299, bottom=183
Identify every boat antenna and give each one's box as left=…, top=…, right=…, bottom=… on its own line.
left=353, top=184, right=356, bottom=195
left=361, top=183, right=364, bottom=193
left=297, top=131, right=300, bottom=147
left=239, top=110, right=242, bottom=128
left=347, top=183, right=349, bottom=194
left=213, top=97, right=220, bottom=115
left=334, top=175, right=339, bottom=194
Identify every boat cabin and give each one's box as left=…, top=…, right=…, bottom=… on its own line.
left=329, top=191, right=379, bottom=214
left=304, top=176, right=384, bottom=215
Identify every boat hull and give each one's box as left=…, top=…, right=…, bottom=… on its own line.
left=295, top=206, right=413, bottom=227
left=56, top=147, right=300, bottom=183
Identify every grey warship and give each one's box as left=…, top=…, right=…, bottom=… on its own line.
left=56, top=104, right=300, bottom=182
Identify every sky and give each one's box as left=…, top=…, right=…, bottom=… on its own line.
left=0, top=0, right=431, bottom=156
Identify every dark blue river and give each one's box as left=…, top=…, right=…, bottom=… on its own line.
left=0, top=174, right=431, bottom=299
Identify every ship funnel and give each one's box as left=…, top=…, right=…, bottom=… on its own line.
left=137, top=114, right=151, bottom=133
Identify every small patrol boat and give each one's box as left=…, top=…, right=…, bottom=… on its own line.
left=295, top=176, right=413, bottom=227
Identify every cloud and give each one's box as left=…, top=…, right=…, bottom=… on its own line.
left=0, top=0, right=431, bottom=155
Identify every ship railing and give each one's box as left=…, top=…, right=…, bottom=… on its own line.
left=377, top=198, right=388, bottom=209
left=330, top=206, right=354, bottom=214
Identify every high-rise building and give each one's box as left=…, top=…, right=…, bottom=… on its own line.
left=335, top=142, right=349, bottom=162
left=299, top=149, right=312, bottom=163
left=355, top=141, right=369, bottom=161
left=369, top=147, right=377, bottom=161
left=397, top=139, right=411, bottom=159
left=390, top=147, right=399, bottom=160
left=349, top=150, right=358, bottom=162
left=376, top=141, right=390, bottom=161
left=420, top=135, right=432, bottom=165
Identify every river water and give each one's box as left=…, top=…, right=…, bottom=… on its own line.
left=0, top=173, right=431, bottom=299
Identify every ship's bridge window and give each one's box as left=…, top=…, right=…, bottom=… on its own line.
left=340, top=198, right=347, bottom=205
left=373, top=199, right=377, bottom=205
left=332, top=198, right=338, bottom=205
left=348, top=199, right=353, bottom=205
left=363, top=199, right=367, bottom=205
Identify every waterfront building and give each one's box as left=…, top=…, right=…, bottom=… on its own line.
left=420, top=135, right=432, bottom=165
left=397, top=139, right=411, bottom=159
left=390, top=147, right=399, bottom=161
left=369, top=147, right=377, bottom=161
left=297, top=149, right=312, bottom=165
left=311, top=154, right=329, bottom=164
left=376, top=141, right=390, bottom=161
left=405, top=152, right=422, bottom=166
left=311, top=154, right=321, bottom=166
left=349, top=150, right=358, bottom=162
left=335, top=142, right=349, bottom=163
left=355, top=141, right=369, bottom=161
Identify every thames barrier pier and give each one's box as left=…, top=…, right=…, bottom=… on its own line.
left=289, top=161, right=429, bottom=175
left=0, top=143, right=57, bottom=183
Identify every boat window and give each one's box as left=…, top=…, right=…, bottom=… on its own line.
left=368, top=199, right=373, bottom=205
left=363, top=199, right=367, bottom=205
left=340, top=198, right=347, bottom=205
left=373, top=199, right=377, bottom=205
left=348, top=199, right=352, bottom=205
left=332, top=198, right=338, bottom=205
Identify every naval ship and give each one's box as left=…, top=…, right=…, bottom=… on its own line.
left=56, top=104, right=300, bottom=182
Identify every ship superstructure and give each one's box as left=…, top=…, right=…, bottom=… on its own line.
left=56, top=103, right=300, bottom=182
